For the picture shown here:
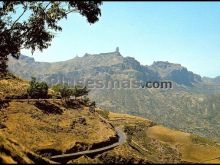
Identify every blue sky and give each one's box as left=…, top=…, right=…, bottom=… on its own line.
left=21, top=2, right=220, bottom=78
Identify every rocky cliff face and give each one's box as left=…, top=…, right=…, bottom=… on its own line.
left=8, top=49, right=162, bottom=86
left=151, top=61, right=202, bottom=86
left=8, top=49, right=201, bottom=86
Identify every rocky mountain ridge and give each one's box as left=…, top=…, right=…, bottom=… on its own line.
left=8, top=48, right=208, bottom=86
left=7, top=48, right=220, bottom=142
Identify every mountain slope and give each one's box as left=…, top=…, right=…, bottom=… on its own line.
left=151, top=61, right=202, bottom=86
left=7, top=48, right=220, bottom=142
left=1, top=76, right=220, bottom=163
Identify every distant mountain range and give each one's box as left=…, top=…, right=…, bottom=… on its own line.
left=8, top=48, right=220, bottom=141
left=9, top=48, right=219, bottom=85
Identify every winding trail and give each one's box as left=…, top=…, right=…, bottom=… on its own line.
left=50, top=113, right=127, bottom=162
left=2, top=98, right=127, bottom=161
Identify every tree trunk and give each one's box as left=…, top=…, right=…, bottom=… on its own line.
left=0, top=55, right=8, bottom=76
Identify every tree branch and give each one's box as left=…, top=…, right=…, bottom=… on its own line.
left=9, top=2, right=27, bottom=31
left=17, top=25, right=31, bottom=38
left=44, top=2, right=51, bottom=11
left=65, top=9, right=79, bottom=15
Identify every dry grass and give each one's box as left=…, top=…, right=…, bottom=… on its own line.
left=1, top=100, right=219, bottom=163
left=98, top=144, right=149, bottom=164
left=0, top=132, right=54, bottom=164
left=146, top=125, right=220, bottom=163
left=106, top=112, right=220, bottom=163
left=103, top=111, right=181, bottom=163
left=108, top=111, right=153, bottom=127
left=0, top=76, right=29, bottom=96
left=204, top=158, right=220, bottom=164
left=1, top=76, right=220, bottom=164
left=68, top=155, right=102, bottom=164
left=0, top=101, right=116, bottom=154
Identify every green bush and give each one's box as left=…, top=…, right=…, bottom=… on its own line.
left=27, top=77, right=48, bottom=99
left=51, top=83, right=63, bottom=93
left=90, top=101, right=96, bottom=107
left=74, top=85, right=90, bottom=98
left=82, top=96, right=90, bottom=104
left=54, top=84, right=91, bottom=103
left=59, top=83, right=73, bottom=99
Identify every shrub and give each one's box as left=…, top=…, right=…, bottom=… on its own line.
left=59, top=84, right=90, bottom=100
left=90, top=101, right=96, bottom=107
left=74, top=85, right=90, bottom=98
left=51, top=84, right=63, bottom=93
left=27, top=77, right=48, bottom=99
left=82, top=96, right=90, bottom=105
left=59, top=83, right=73, bottom=100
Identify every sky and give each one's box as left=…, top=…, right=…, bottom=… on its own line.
left=21, top=2, right=220, bottom=78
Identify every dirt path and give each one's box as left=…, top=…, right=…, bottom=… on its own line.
left=50, top=114, right=127, bottom=162
left=3, top=98, right=127, bottom=162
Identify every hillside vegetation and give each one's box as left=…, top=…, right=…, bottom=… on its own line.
left=107, top=112, right=220, bottom=164
left=7, top=50, right=220, bottom=142
left=0, top=74, right=29, bottom=96
left=0, top=101, right=116, bottom=155
left=0, top=132, right=55, bottom=164
left=1, top=75, right=220, bottom=164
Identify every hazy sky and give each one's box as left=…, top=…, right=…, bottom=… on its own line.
left=21, top=2, right=220, bottom=78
